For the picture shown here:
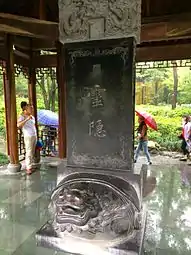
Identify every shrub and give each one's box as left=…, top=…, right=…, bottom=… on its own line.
left=0, top=152, right=9, bottom=165
left=135, top=105, right=190, bottom=151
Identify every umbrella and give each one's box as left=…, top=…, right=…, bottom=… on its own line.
left=37, top=109, right=58, bottom=127
left=135, top=110, right=158, bottom=131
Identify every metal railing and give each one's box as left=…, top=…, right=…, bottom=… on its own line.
left=18, top=125, right=58, bottom=160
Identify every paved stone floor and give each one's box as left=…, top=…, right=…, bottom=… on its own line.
left=0, top=156, right=190, bottom=254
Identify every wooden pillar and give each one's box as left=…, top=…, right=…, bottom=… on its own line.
left=5, top=35, right=19, bottom=165
left=2, top=61, right=10, bottom=156
left=39, top=0, right=46, bottom=20
left=57, top=42, right=66, bottom=159
left=28, top=49, right=38, bottom=135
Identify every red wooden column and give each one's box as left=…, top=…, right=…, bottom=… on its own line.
left=57, top=42, right=67, bottom=159
left=5, top=35, right=21, bottom=172
left=2, top=61, right=10, bottom=156
left=39, top=0, right=46, bottom=20
left=28, top=50, right=38, bottom=133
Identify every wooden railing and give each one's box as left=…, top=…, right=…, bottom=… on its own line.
left=18, top=129, right=25, bottom=161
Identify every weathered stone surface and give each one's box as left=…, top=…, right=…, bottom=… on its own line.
left=59, top=0, right=141, bottom=44
left=65, top=38, right=135, bottom=170
left=7, top=163, right=21, bottom=173
left=36, top=2, right=146, bottom=254
left=36, top=167, right=147, bottom=255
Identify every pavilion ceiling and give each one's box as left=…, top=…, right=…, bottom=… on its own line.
left=0, top=0, right=190, bottom=62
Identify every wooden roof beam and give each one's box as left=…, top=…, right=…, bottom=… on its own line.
left=14, top=49, right=30, bottom=59
left=142, top=12, right=191, bottom=24
left=0, top=12, right=191, bottom=45
left=136, top=43, right=191, bottom=62
left=141, top=22, right=191, bottom=42
left=0, top=44, right=190, bottom=67
left=0, top=13, right=58, bottom=39
left=30, top=43, right=191, bottom=67
left=13, top=36, right=56, bottom=51
left=33, top=54, right=57, bottom=68
left=0, top=24, right=35, bottom=37
left=141, top=13, right=191, bottom=42
left=0, top=12, right=191, bottom=48
left=0, top=45, right=29, bottom=65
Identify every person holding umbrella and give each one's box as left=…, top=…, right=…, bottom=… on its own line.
left=134, top=110, right=157, bottom=165
left=37, top=109, right=58, bottom=156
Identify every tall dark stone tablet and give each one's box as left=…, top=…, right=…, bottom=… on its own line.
left=65, top=38, right=135, bottom=170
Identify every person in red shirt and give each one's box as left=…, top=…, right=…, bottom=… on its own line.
left=134, top=116, right=152, bottom=165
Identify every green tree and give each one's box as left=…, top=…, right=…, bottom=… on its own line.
left=36, top=68, right=58, bottom=111
left=15, top=74, right=28, bottom=97
left=136, top=68, right=171, bottom=105
left=172, top=66, right=178, bottom=109
left=178, top=70, right=191, bottom=105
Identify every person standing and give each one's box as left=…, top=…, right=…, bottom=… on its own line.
left=17, top=102, right=37, bottom=175
left=134, top=116, right=152, bottom=165
left=180, top=115, right=191, bottom=161
left=41, top=125, right=57, bottom=157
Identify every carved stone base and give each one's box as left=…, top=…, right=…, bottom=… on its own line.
left=36, top=204, right=146, bottom=255
left=7, top=163, right=22, bottom=173
left=36, top=166, right=147, bottom=254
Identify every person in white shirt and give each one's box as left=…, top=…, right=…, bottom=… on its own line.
left=17, top=102, right=37, bottom=175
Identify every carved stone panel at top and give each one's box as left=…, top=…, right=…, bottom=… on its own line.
left=59, top=0, right=142, bottom=44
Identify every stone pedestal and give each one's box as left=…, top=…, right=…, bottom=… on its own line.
left=37, top=165, right=147, bottom=254
left=7, top=163, right=21, bottom=173
left=36, top=0, right=147, bottom=254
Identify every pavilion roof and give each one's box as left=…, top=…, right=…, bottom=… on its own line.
left=0, top=0, right=191, bottom=62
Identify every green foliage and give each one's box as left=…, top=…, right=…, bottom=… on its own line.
left=0, top=152, right=9, bottom=165
left=135, top=105, right=191, bottom=151
left=137, top=68, right=171, bottom=83
left=36, top=68, right=58, bottom=111
left=136, top=68, right=174, bottom=105
left=136, top=67, right=191, bottom=106
left=178, top=71, right=191, bottom=104
left=0, top=102, right=6, bottom=137
left=135, top=67, right=191, bottom=150
left=15, top=74, right=28, bottom=97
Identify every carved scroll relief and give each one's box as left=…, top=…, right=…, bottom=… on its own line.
left=59, top=0, right=142, bottom=44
